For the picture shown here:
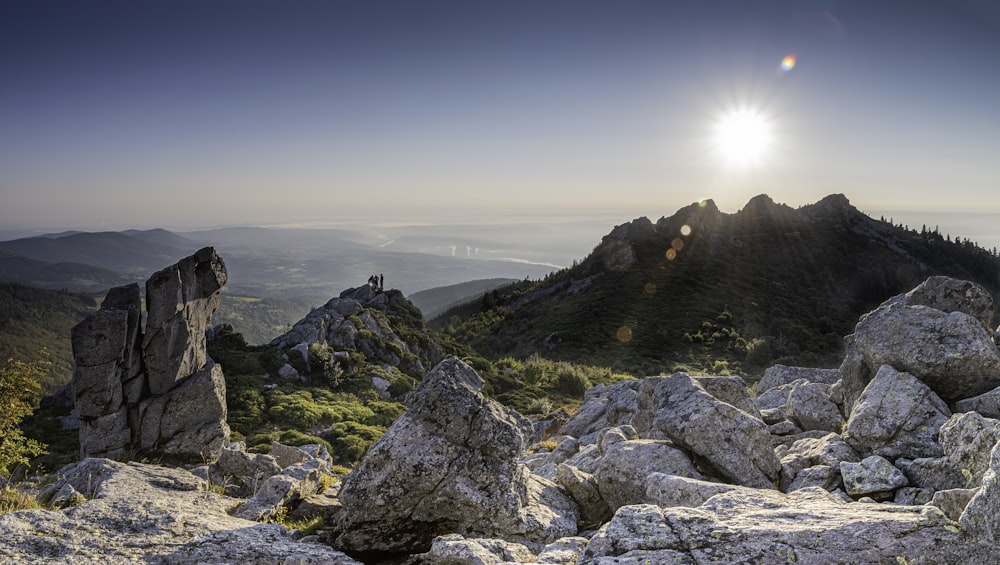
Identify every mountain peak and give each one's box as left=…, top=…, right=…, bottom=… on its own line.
left=800, top=193, right=862, bottom=221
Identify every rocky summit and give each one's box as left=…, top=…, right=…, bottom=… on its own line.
left=7, top=273, right=1000, bottom=563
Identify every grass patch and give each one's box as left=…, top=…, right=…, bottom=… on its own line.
left=0, top=488, right=42, bottom=514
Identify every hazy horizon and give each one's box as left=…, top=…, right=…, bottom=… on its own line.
left=2, top=197, right=998, bottom=266
left=2, top=1, right=998, bottom=248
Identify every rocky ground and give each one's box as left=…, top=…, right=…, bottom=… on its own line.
left=5, top=275, right=1000, bottom=564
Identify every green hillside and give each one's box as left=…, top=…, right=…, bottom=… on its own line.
left=433, top=194, right=1000, bottom=378
left=409, top=278, right=518, bottom=319
left=0, top=282, right=98, bottom=392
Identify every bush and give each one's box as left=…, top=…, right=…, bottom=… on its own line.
left=0, top=358, right=48, bottom=478
left=322, top=421, right=387, bottom=463
left=555, top=369, right=591, bottom=398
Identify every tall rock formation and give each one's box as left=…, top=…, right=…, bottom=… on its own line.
left=71, top=247, right=230, bottom=460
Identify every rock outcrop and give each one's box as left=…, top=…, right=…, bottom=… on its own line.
left=270, top=285, right=443, bottom=383
left=334, top=357, right=577, bottom=554
left=71, top=248, right=230, bottom=460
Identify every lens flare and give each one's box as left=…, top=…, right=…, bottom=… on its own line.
left=666, top=248, right=678, bottom=261
left=781, top=54, right=796, bottom=71
left=643, top=282, right=657, bottom=296
left=671, top=238, right=685, bottom=251
left=680, top=225, right=692, bottom=236
left=616, top=326, right=633, bottom=343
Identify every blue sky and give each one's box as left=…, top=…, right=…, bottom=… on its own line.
left=1, top=0, right=998, bottom=245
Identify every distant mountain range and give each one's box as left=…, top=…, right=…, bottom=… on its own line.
left=0, top=225, right=560, bottom=299
left=433, top=194, right=1000, bottom=377
left=0, top=225, right=564, bottom=360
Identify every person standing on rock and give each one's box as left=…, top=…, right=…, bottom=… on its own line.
left=379, top=274, right=384, bottom=291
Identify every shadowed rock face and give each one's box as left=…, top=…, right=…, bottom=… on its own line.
left=71, top=247, right=229, bottom=460
left=840, top=277, right=1000, bottom=411
left=335, top=357, right=577, bottom=554
left=143, top=246, right=227, bottom=395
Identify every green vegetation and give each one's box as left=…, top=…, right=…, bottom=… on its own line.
left=0, top=357, right=49, bottom=479
left=465, top=354, right=633, bottom=415
left=212, top=330, right=406, bottom=466
left=0, top=283, right=98, bottom=392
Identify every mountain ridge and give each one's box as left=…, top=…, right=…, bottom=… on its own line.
left=433, top=193, right=1000, bottom=377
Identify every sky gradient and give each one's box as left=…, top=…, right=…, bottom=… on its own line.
left=2, top=1, right=998, bottom=245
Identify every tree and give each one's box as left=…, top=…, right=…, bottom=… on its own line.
left=0, top=357, right=48, bottom=478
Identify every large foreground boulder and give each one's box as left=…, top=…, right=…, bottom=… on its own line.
left=0, top=459, right=358, bottom=564
left=334, top=357, right=577, bottom=554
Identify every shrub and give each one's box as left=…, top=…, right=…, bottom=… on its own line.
left=322, top=421, right=386, bottom=464
left=266, top=390, right=326, bottom=429
left=0, top=358, right=48, bottom=478
left=555, top=368, right=591, bottom=398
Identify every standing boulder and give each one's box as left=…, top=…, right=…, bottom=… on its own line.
left=899, top=275, right=995, bottom=330
left=777, top=433, right=859, bottom=492
left=648, top=373, right=780, bottom=489
left=562, top=380, right=639, bottom=443
left=842, top=365, right=951, bottom=460
left=756, top=365, right=840, bottom=395
left=335, top=357, right=577, bottom=554
left=954, top=386, right=1000, bottom=419
left=72, top=248, right=231, bottom=461
left=960, top=439, right=1000, bottom=537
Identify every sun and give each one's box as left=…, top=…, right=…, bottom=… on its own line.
left=713, top=108, right=771, bottom=166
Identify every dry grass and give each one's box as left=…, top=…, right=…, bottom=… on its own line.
left=0, top=487, right=42, bottom=514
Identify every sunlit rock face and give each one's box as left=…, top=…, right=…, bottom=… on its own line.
left=579, top=488, right=994, bottom=564
left=0, top=458, right=360, bottom=564
left=72, top=247, right=230, bottom=460
left=646, top=372, right=781, bottom=489
left=335, top=357, right=577, bottom=554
